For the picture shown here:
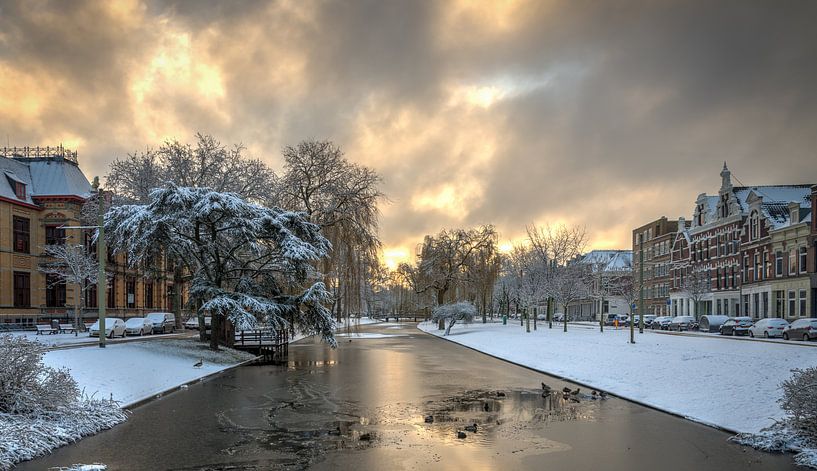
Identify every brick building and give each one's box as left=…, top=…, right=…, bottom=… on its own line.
left=0, top=147, right=180, bottom=325
left=669, top=163, right=812, bottom=319
left=632, top=217, right=687, bottom=316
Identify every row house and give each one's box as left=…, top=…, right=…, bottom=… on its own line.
left=566, top=250, right=633, bottom=321
left=669, top=162, right=814, bottom=320
left=632, top=217, right=687, bottom=316
left=0, top=147, right=180, bottom=325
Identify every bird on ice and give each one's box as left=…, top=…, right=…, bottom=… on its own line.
left=193, top=359, right=203, bottom=368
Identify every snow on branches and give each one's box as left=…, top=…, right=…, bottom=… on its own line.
left=0, top=335, right=127, bottom=469
left=103, top=186, right=336, bottom=348
left=432, top=302, right=477, bottom=336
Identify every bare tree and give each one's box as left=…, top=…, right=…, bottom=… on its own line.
left=674, top=261, right=711, bottom=320
left=39, top=244, right=100, bottom=333
left=506, top=244, right=547, bottom=332
left=398, top=225, right=498, bottom=307
left=526, top=224, right=588, bottom=330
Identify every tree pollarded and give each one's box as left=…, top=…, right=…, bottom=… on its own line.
left=432, top=302, right=477, bottom=336
left=103, top=186, right=336, bottom=350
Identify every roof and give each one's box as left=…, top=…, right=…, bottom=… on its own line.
left=580, top=250, right=633, bottom=272
left=0, top=156, right=91, bottom=206
left=733, top=185, right=811, bottom=213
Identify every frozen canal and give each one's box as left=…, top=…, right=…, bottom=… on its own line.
left=22, top=323, right=797, bottom=470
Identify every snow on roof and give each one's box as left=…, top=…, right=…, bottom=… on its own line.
left=27, top=160, right=92, bottom=198
left=733, top=185, right=811, bottom=212
left=580, top=250, right=633, bottom=272
left=0, top=156, right=36, bottom=204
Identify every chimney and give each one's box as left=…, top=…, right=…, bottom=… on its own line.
left=811, top=185, right=817, bottom=233
left=678, top=216, right=686, bottom=229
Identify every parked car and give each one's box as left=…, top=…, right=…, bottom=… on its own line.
left=783, top=318, right=817, bottom=341
left=632, top=315, right=656, bottom=327
left=668, top=316, right=696, bottom=332
left=651, top=316, right=672, bottom=330
left=184, top=316, right=212, bottom=330
left=553, top=313, right=566, bottom=322
left=749, top=318, right=789, bottom=338
left=89, top=318, right=126, bottom=338
left=124, top=317, right=153, bottom=336
left=145, top=312, right=176, bottom=334
left=718, top=317, right=753, bottom=336
left=536, top=314, right=547, bottom=321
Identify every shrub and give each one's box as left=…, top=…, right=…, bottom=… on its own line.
left=0, top=335, right=79, bottom=414
left=432, top=302, right=477, bottom=335
left=780, top=366, right=817, bottom=441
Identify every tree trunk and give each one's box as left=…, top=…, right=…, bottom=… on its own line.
left=563, top=303, right=568, bottom=332
left=525, top=308, right=530, bottom=333
left=547, top=297, right=553, bottom=329
left=445, top=319, right=455, bottom=336
left=173, top=267, right=183, bottom=330
left=74, top=284, right=82, bottom=335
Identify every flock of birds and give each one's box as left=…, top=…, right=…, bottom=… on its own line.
left=541, top=382, right=608, bottom=402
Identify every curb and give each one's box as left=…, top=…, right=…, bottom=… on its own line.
left=123, top=354, right=261, bottom=410
left=415, top=322, right=740, bottom=436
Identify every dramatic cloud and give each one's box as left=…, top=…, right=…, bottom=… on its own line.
left=2, top=0, right=816, bottom=268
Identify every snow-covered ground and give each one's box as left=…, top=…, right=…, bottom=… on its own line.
left=418, top=321, right=817, bottom=434
left=43, top=339, right=255, bottom=408
left=10, top=330, right=184, bottom=349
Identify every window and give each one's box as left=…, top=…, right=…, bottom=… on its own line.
left=749, top=210, right=759, bottom=240
left=753, top=253, right=760, bottom=281
left=45, top=275, right=66, bottom=307
left=86, top=282, right=98, bottom=308
left=800, top=247, right=808, bottom=274
left=144, top=281, right=154, bottom=309
left=776, top=252, right=784, bottom=276
left=753, top=293, right=760, bottom=318
left=45, top=225, right=66, bottom=245
left=13, top=272, right=30, bottom=308
left=126, top=278, right=136, bottom=309
left=13, top=216, right=29, bottom=253
left=799, top=290, right=807, bottom=317
left=14, top=182, right=25, bottom=199
left=775, top=290, right=785, bottom=317
left=762, top=292, right=769, bottom=317
left=789, top=290, right=796, bottom=318
left=789, top=250, right=797, bottom=275
left=107, top=276, right=116, bottom=309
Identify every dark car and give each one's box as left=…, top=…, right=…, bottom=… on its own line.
left=668, top=316, right=696, bottom=332
left=651, top=316, right=672, bottom=330
left=718, top=317, right=753, bottom=336
left=783, top=318, right=817, bottom=341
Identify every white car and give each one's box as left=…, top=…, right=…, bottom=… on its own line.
left=125, top=317, right=153, bottom=336
left=748, top=318, right=789, bottom=338
left=184, top=316, right=211, bottom=329
left=89, top=318, right=126, bottom=338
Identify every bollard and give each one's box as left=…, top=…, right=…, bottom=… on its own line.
left=502, top=315, right=507, bottom=325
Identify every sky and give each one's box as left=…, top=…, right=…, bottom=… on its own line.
left=2, top=0, right=816, bottom=269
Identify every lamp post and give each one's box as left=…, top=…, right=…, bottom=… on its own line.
left=94, top=177, right=107, bottom=348
left=639, top=234, right=645, bottom=334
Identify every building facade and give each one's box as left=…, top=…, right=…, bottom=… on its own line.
left=0, top=147, right=180, bottom=325
left=632, top=217, right=687, bottom=316
left=669, top=163, right=813, bottom=319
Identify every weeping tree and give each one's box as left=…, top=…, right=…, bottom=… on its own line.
left=104, top=186, right=336, bottom=350
left=432, top=302, right=477, bottom=336
left=275, top=140, right=385, bottom=323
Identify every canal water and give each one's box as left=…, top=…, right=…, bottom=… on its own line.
left=22, top=323, right=798, bottom=470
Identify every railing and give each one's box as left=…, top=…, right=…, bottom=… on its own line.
left=0, top=145, right=78, bottom=164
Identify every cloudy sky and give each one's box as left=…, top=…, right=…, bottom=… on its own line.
left=2, top=0, right=816, bottom=268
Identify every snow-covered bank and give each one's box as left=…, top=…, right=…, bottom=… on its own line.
left=43, top=339, right=256, bottom=408
left=418, top=321, right=817, bottom=434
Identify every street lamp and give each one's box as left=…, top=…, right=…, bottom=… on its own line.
left=93, top=177, right=107, bottom=348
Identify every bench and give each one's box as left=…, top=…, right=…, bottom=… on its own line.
left=35, top=325, right=56, bottom=335
left=58, top=324, right=76, bottom=334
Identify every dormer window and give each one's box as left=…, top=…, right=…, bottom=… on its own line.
left=15, top=182, right=25, bottom=199
left=749, top=210, right=759, bottom=240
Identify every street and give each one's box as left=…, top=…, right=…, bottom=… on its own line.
left=21, top=323, right=798, bottom=470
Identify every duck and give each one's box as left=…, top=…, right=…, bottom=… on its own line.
left=193, top=359, right=203, bottom=368
left=424, top=415, right=434, bottom=423
left=562, top=387, right=572, bottom=393
left=570, top=388, right=580, bottom=396
left=457, top=431, right=467, bottom=439
left=599, top=391, right=608, bottom=399
left=464, top=423, right=478, bottom=433
left=569, top=396, right=581, bottom=403
left=561, top=392, right=570, bottom=400
left=541, top=382, right=551, bottom=391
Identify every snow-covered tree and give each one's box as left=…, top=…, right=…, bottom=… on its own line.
left=38, top=244, right=100, bottom=332
left=781, top=366, right=817, bottom=441
left=104, top=186, right=335, bottom=350
left=432, top=302, right=476, bottom=336
left=673, top=261, right=711, bottom=319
